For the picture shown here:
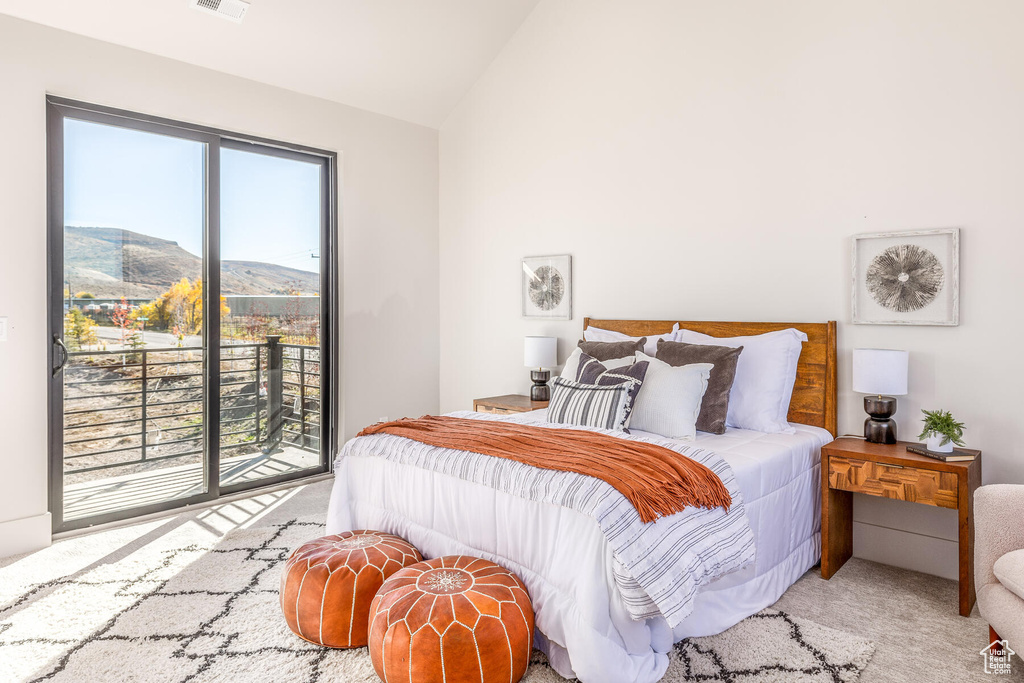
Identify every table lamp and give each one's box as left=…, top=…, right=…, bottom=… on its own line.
left=524, top=336, right=557, bottom=401
left=852, top=348, right=909, bottom=444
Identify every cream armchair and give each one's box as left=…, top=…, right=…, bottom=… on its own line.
left=975, top=485, right=1024, bottom=650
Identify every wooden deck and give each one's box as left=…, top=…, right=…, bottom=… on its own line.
left=63, top=447, right=322, bottom=521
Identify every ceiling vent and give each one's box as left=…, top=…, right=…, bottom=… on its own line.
left=189, top=0, right=249, bottom=23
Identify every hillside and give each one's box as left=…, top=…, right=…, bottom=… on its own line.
left=65, top=226, right=320, bottom=298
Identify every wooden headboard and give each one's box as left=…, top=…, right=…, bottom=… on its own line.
left=583, top=318, right=838, bottom=437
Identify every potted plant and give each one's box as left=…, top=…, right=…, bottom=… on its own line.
left=918, top=409, right=966, bottom=453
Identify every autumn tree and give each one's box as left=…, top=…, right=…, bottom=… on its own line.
left=132, top=278, right=229, bottom=335
left=64, top=308, right=98, bottom=351
left=133, top=299, right=165, bottom=330
left=110, top=297, right=138, bottom=347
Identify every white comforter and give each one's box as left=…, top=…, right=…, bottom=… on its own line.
left=327, top=411, right=831, bottom=683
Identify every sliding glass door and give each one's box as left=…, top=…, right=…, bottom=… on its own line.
left=217, top=144, right=329, bottom=490
left=54, top=116, right=212, bottom=526
left=47, top=98, right=336, bottom=533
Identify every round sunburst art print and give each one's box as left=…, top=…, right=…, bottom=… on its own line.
left=865, top=244, right=944, bottom=313
left=853, top=229, right=959, bottom=326
left=528, top=265, right=565, bottom=311
left=522, top=254, right=572, bottom=319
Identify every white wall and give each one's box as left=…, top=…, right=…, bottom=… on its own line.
left=440, top=0, right=1024, bottom=579
left=0, top=15, right=439, bottom=557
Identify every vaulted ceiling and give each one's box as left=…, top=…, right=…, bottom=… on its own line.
left=0, top=0, right=540, bottom=128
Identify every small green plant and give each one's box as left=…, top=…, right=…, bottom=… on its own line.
left=125, top=330, right=145, bottom=364
left=918, top=409, right=966, bottom=447
left=64, top=308, right=98, bottom=351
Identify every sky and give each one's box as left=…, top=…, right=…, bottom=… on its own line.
left=63, top=118, right=322, bottom=274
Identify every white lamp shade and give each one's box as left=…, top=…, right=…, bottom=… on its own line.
left=852, top=348, right=909, bottom=396
left=524, top=336, right=557, bottom=368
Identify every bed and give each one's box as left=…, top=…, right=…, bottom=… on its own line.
left=327, top=319, right=838, bottom=683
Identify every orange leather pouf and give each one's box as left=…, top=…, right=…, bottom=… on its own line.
left=280, top=530, right=423, bottom=648
left=368, top=555, right=535, bottom=683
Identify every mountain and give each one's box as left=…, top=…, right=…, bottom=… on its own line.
left=64, top=226, right=320, bottom=299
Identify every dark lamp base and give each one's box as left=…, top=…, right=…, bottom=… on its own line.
left=530, top=370, right=551, bottom=402
left=863, top=395, right=898, bottom=444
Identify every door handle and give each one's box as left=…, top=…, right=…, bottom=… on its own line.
left=53, top=335, right=68, bottom=377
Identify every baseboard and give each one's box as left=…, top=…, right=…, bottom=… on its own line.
left=0, top=512, right=52, bottom=559
left=853, top=520, right=959, bottom=581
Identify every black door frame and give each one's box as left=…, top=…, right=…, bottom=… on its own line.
left=46, top=96, right=339, bottom=533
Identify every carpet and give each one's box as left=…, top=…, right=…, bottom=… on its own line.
left=1, top=518, right=875, bottom=682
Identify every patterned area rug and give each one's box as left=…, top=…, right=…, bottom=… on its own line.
left=1, top=519, right=874, bottom=682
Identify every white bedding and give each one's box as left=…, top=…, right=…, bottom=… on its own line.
left=326, top=410, right=831, bottom=683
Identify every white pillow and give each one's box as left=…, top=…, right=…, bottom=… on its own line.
left=678, top=328, right=807, bottom=434
left=584, top=323, right=681, bottom=356
left=560, top=347, right=636, bottom=381
left=628, top=353, right=713, bottom=441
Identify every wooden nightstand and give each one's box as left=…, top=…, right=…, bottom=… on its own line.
left=821, top=436, right=982, bottom=617
left=473, top=394, right=549, bottom=415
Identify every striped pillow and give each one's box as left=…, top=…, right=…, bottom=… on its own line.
left=576, top=353, right=650, bottom=429
left=547, top=377, right=631, bottom=431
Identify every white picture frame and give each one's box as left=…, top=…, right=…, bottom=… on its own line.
left=852, top=228, right=959, bottom=326
left=522, top=254, right=572, bottom=320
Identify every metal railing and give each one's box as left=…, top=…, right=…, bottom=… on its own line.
left=280, top=342, right=322, bottom=452
left=62, top=336, right=321, bottom=484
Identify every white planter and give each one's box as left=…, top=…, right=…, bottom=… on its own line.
left=925, top=432, right=954, bottom=453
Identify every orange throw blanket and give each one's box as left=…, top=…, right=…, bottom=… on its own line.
left=357, top=416, right=731, bottom=523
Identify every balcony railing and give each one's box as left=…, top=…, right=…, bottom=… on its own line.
left=62, top=336, right=321, bottom=486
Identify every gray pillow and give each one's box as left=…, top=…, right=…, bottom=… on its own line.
left=656, top=340, right=743, bottom=435
left=577, top=338, right=645, bottom=361
left=577, top=353, right=650, bottom=430
left=548, top=377, right=632, bottom=431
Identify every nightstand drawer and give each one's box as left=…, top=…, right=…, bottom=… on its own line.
left=827, top=456, right=959, bottom=509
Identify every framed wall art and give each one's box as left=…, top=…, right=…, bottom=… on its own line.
left=522, top=254, right=571, bottom=320
left=852, top=228, right=959, bottom=326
